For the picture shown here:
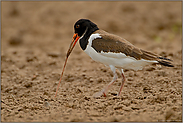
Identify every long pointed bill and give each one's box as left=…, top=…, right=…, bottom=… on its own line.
left=55, top=33, right=80, bottom=97
left=66, top=33, right=80, bottom=58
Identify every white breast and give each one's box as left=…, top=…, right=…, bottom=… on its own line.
left=84, top=33, right=158, bottom=71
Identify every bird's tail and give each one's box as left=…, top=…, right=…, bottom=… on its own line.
left=140, top=49, right=174, bottom=67
left=157, top=57, right=174, bottom=67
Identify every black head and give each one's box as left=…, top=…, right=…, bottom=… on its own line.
left=74, top=19, right=99, bottom=37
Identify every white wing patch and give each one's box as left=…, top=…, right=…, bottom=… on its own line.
left=88, top=33, right=102, bottom=46
left=100, top=51, right=127, bottom=59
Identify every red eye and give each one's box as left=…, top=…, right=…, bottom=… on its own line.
left=76, top=25, right=80, bottom=28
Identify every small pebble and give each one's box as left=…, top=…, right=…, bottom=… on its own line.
left=44, top=101, right=50, bottom=107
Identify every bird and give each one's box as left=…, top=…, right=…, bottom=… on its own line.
left=55, top=19, right=174, bottom=97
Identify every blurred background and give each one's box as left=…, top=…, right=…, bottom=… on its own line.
left=1, top=1, right=182, bottom=122
left=2, top=1, right=181, bottom=53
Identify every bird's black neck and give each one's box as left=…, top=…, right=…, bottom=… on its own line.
left=79, top=27, right=99, bottom=50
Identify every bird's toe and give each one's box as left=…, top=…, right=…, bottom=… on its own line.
left=93, top=89, right=106, bottom=97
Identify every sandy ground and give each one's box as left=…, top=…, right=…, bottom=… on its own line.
left=1, top=1, right=182, bottom=122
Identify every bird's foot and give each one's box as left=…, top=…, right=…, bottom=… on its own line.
left=93, top=89, right=106, bottom=97
left=117, top=92, right=121, bottom=96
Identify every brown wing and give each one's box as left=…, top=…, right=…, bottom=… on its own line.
left=92, top=30, right=145, bottom=60
left=92, top=30, right=174, bottom=67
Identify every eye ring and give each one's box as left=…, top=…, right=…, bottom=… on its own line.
left=76, top=25, right=80, bottom=28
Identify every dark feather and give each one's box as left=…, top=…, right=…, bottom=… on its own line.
left=158, top=60, right=174, bottom=67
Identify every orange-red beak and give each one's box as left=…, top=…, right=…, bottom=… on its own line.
left=66, top=33, right=80, bottom=58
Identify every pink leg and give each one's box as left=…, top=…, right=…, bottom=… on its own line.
left=93, top=65, right=117, bottom=97
left=117, top=69, right=126, bottom=96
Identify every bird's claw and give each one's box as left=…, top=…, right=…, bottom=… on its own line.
left=93, top=89, right=106, bottom=97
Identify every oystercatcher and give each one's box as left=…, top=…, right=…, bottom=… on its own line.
left=55, top=19, right=174, bottom=97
